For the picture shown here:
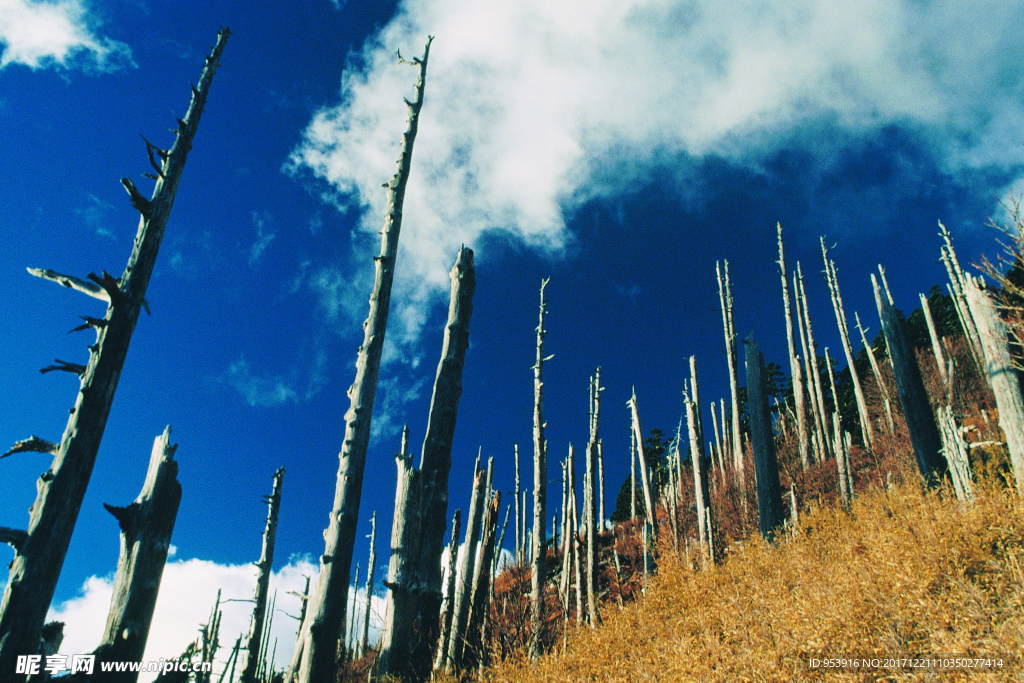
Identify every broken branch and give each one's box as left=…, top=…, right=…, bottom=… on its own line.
left=0, top=527, right=28, bottom=551
left=1, top=436, right=57, bottom=459
left=120, top=177, right=152, bottom=216
left=26, top=268, right=110, bottom=303
left=39, top=359, right=86, bottom=376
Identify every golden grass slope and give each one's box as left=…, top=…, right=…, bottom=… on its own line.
left=486, top=481, right=1024, bottom=681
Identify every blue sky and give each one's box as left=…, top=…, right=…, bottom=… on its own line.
left=1, top=0, right=1023, bottom=671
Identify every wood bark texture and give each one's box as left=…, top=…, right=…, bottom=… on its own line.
left=744, top=338, right=785, bottom=541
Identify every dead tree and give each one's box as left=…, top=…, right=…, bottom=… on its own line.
left=628, top=390, right=657, bottom=539
left=432, top=510, right=461, bottom=671
left=821, top=239, right=873, bottom=451
left=744, top=338, right=785, bottom=541
left=464, top=492, right=501, bottom=668
left=871, top=272, right=947, bottom=486
left=963, top=276, right=1024, bottom=492
left=629, top=427, right=637, bottom=520
left=90, top=427, right=182, bottom=680
left=920, top=292, right=949, bottom=386
left=529, top=278, right=550, bottom=659
left=357, top=511, right=376, bottom=658
left=444, top=460, right=485, bottom=671
left=795, top=263, right=832, bottom=461
left=716, top=260, right=745, bottom=484
left=514, top=444, right=522, bottom=563
left=777, top=224, right=809, bottom=467
left=939, top=221, right=984, bottom=369
left=0, top=30, right=228, bottom=675
left=854, top=312, right=896, bottom=433
left=583, top=370, right=601, bottom=626
left=376, top=246, right=475, bottom=679
left=290, top=37, right=433, bottom=683
left=238, top=467, right=285, bottom=683
left=685, top=358, right=716, bottom=564
left=937, top=406, right=975, bottom=502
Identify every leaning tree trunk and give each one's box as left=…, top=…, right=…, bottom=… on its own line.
left=240, top=467, right=285, bottom=683
left=920, top=292, right=949, bottom=387
left=963, top=276, right=1024, bottom=492
left=90, top=427, right=182, bottom=680
left=871, top=273, right=948, bottom=486
left=628, top=390, right=657, bottom=539
left=745, top=338, right=785, bottom=541
left=854, top=311, right=896, bottom=433
left=821, top=239, right=874, bottom=451
left=377, top=246, right=475, bottom=680
left=290, top=37, right=433, bottom=683
left=0, top=30, right=228, bottom=676
left=716, top=260, right=745, bottom=484
left=777, top=223, right=809, bottom=468
left=529, top=278, right=550, bottom=659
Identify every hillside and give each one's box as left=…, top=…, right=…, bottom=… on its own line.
left=484, top=478, right=1024, bottom=681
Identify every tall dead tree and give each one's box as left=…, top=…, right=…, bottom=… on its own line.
left=854, top=312, right=896, bottom=433
left=376, top=246, right=475, bottom=679
left=357, top=511, right=376, bottom=659
left=629, top=427, right=637, bottom=520
left=795, top=262, right=832, bottom=461
left=514, top=444, right=523, bottom=564
left=716, top=260, right=745, bottom=484
left=963, top=276, right=1024, bottom=492
left=290, top=37, right=433, bottom=683
left=821, top=238, right=874, bottom=451
left=871, top=273, right=947, bottom=485
left=938, top=221, right=984, bottom=368
left=745, top=338, right=785, bottom=541
left=777, top=224, right=809, bottom=468
left=0, top=30, right=228, bottom=675
left=583, top=370, right=601, bottom=626
left=432, top=510, right=461, bottom=672
left=240, top=467, right=285, bottom=683
left=464, top=492, right=501, bottom=668
left=685, top=359, right=716, bottom=564
left=91, top=427, right=182, bottom=680
left=628, top=390, right=657, bottom=538
left=444, top=460, right=485, bottom=670
left=920, top=292, right=949, bottom=386
left=528, top=278, right=551, bottom=659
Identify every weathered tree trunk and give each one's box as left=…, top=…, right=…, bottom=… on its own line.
left=920, top=292, right=949, bottom=386
left=629, top=426, right=637, bottom=520
left=514, top=444, right=522, bottom=564
left=821, top=240, right=874, bottom=450
left=963, top=276, right=1024, bottom=492
left=464, top=492, right=500, bottom=668
left=685, top=359, right=716, bottom=564
left=290, top=37, right=432, bottom=683
left=239, top=467, right=285, bottom=683
left=583, top=370, right=601, bottom=626
left=832, top=412, right=851, bottom=510
left=432, top=510, right=461, bottom=672
left=871, top=273, right=947, bottom=485
left=939, top=221, right=984, bottom=370
left=558, top=452, right=574, bottom=614
left=444, top=461, right=485, bottom=670
left=716, top=260, right=745, bottom=484
left=795, top=263, right=832, bottom=461
left=597, top=440, right=605, bottom=533
left=777, top=224, right=809, bottom=468
left=854, top=311, right=896, bottom=433
left=744, top=338, right=785, bottom=541
left=346, top=563, right=360, bottom=662
left=376, top=246, right=475, bottom=679
left=628, top=390, right=657, bottom=538
left=90, top=427, right=182, bottom=680
left=937, top=405, right=974, bottom=502
left=0, top=31, right=228, bottom=675
left=357, top=511, right=376, bottom=658
left=529, top=278, right=550, bottom=659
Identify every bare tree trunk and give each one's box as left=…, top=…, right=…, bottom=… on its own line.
left=920, top=292, right=949, bottom=386
left=871, top=273, right=947, bottom=486
left=628, top=390, right=657, bottom=539
left=291, top=37, right=433, bottom=683
left=445, top=460, right=485, bottom=670
left=937, top=405, right=975, bottom=502
left=529, top=278, right=550, bottom=659
left=744, top=338, right=785, bottom=541
left=91, top=427, right=182, bottom=680
left=685, top=358, right=716, bottom=565
left=358, top=512, right=376, bottom=658
left=821, top=240, right=874, bottom=450
left=514, top=444, right=522, bottom=564
left=558, top=451, right=574, bottom=615
left=597, top=440, right=605, bottom=534
left=583, top=370, right=601, bottom=627
left=963, top=276, right=1024, bottom=492
left=464, top=492, right=500, bottom=668
left=854, top=311, right=896, bottom=433
left=376, top=246, right=475, bottom=679
left=832, top=412, right=851, bottom=510
left=240, top=467, right=285, bottom=683
left=795, top=263, right=832, bottom=461
left=716, top=260, right=745, bottom=485
left=777, top=224, right=809, bottom=468
left=629, top=427, right=637, bottom=520
left=939, top=221, right=984, bottom=370
left=432, top=510, right=461, bottom=672
left=0, top=32, right=228, bottom=674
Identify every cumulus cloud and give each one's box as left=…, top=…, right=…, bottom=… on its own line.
left=47, top=556, right=385, bottom=682
left=293, top=0, right=1024, bottom=343
left=0, top=0, right=132, bottom=71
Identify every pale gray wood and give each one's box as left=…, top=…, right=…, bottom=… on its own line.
left=963, top=276, right=1024, bottom=492
left=920, top=292, right=949, bottom=386
left=93, top=427, right=181, bottom=681
left=463, top=492, right=500, bottom=667
left=937, top=406, right=974, bottom=502
left=854, top=312, right=896, bottom=433
left=795, top=263, right=832, bottom=461
left=291, top=37, right=433, bottom=683
left=744, top=338, right=785, bottom=541
left=629, top=426, right=637, bottom=520
left=716, top=260, right=745, bottom=484
left=628, top=390, right=657, bottom=538
left=240, top=467, right=285, bottom=683
left=376, top=246, right=475, bottom=679
left=686, top=356, right=716, bottom=564
left=432, top=510, right=461, bottom=672
left=357, top=511, right=376, bottom=658
left=777, top=224, right=809, bottom=467
left=529, top=278, right=550, bottom=659
left=583, top=370, right=600, bottom=626
left=0, top=31, right=227, bottom=676
left=871, top=273, right=948, bottom=485
left=444, top=460, right=484, bottom=670
left=821, top=239, right=874, bottom=451
left=832, top=413, right=850, bottom=509
left=514, top=444, right=522, bottom=564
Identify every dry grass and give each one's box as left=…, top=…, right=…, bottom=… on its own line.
left=483, top=479, right=1024, bottom=681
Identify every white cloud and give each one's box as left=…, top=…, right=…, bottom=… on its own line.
left=294, top=0, right=1024, bottom=342
left=47, top=555, right=386, bottom=682
left=225, top=356, right=298, bottom=408
left=0, top=0, right=132, bottom=71
left=248, top=210, right=277, bottom=267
